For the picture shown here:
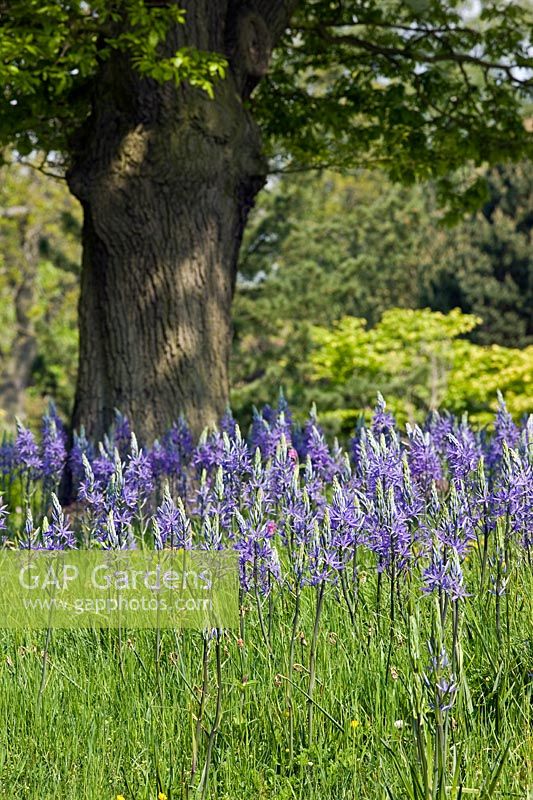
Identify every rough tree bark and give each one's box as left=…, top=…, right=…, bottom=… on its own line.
left=67, top=0, right=294, bottom=443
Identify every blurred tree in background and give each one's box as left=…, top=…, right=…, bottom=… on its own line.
left=231, top=159, right=533, bottom=427
left=0, top=156, right=80, bottom=427
left=231, top=169, right=431, bottom=421
left=421, top=160, right=533, bottom=347
left=1, top=157, right=531, bottom=431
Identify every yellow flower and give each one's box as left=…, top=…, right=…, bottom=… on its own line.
left=116, top=795, right=126, bottom=800
left=158, top=793, right=168, bottom=800
left=350, top=719, right=359, bottom=729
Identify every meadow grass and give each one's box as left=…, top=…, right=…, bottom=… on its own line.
left=0, top=548, right=531, bottom=800
left=1, top=403, right=532, bottom=798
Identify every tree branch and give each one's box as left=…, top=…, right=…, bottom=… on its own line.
left=298, top=20, right=480, bottom=38
left=0, top=206, right=29, bottom=218
left=255, top=0, right=299, bottom=45
left=298, top=27, right=532, bottom=87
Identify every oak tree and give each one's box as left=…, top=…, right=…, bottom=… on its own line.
left=1, top=0, right=531, bottom=439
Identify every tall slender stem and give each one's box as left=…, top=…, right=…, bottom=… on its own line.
left=199, top=633, right=223, bottom=800
left=307, top=582, right=325, bottom=745
left=191, top=635, right=209, bottom=779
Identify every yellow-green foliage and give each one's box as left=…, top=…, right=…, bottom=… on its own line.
left=311, top=308, right=533, bottom=426
left=446, top=341, right=533, bottom=423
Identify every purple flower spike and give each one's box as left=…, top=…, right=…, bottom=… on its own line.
left=154, top=488, right=192, bottom=549
left=69, top=426, right=94, bottom=491
left=406, top=424, right=442, bottom=491
left=422, top=547, right=470, bottom=601
left=42, top=494, right=76, bottom=550
left=371, top=393, right=396, bottom=438
left=446, top=423, right=482, bottom=481
left=41, top=411, right=67, bottom=484
left=112, top=410, right=132, bottom=457
left=125, top=433, right=154, bottom=498
left=14, top=419, right=42, bottom=479
left=0, top=439, right=14, bottom=476
left=487, top=392, right=520, bottom=470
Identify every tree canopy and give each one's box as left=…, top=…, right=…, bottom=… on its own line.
left=2, top=0, right=532, bottom=208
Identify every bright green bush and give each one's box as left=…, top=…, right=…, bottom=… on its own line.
left=310, top=307, right=533, bottom=430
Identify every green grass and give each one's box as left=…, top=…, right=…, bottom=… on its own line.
left=0, top=553, right=531, bottom=800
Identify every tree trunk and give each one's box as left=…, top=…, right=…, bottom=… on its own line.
left=67, top=0, right=293, bottom=443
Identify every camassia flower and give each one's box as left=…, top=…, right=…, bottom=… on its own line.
left=41, top=408, right=67, bottom=485
left=42, top=494, right=76, bottom=550
left=446, top=424, right=482, bottom=481
left=0, top=399, right=529, bottom=607
left=153, top=488, right=191, bottom=549
left=422, top=548, right=470, bottom=601
left=14, top=418, right=42, bottom=479
left=487, top=392, right=520, bottom=470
